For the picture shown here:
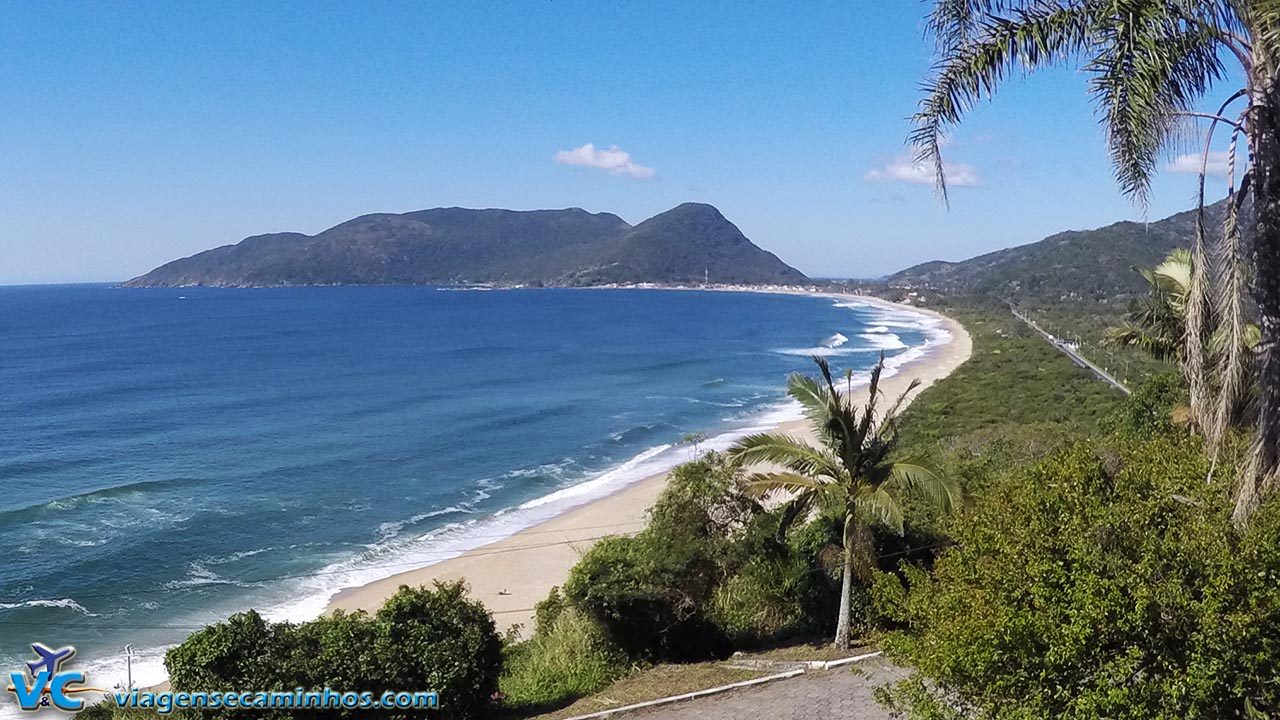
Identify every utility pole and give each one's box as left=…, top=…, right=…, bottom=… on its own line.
left=124, top=644, right=135, bottom=690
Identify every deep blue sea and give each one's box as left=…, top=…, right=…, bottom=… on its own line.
left=0, top=284, right=945, bottom=697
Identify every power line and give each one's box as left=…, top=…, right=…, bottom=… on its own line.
left=0, top=539, right=958, bottom=632
left=1, top=528, right=646, bottom=608
left=0, top=606, right=545, bottom=631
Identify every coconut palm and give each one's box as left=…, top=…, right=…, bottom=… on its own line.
left=728, top=355, right=959, bottom=649
left=912, top=1, right=1280, bottom=523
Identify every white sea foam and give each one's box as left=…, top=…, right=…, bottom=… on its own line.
left=844, top=302, right=954, bottom=381
left=0, top=598, right=99, bottom=616
left=774, top=297, right=954, bottom=377
left=244, top=398, right=805, bottom=629
left=859, top=332, right=908, bottom=351
left=821, top=332, right=849, bottom=348
left=166, top=562, right=267, bottom=590
left=376, top=506, right=472, bottom=541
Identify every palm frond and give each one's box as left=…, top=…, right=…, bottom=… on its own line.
left=914, top=2, right=1096, bottom=203
left=816, top=355, right=858, bottom=433
left=925, top=0, right=1017, bottom=52
left=729, top=434, right=844, bottom=479
left=854, top=484, right=906, bottom=536
left=855, top=354, right=886, bottom=443
left=1211, top=168, right=1253, bottom=449
left=772, top=492, right=818, bottom=537
left=786, top=371, right=836, bottom=432
left=876, top=377, right=924, bottom=441
left=1085, top=2, right=1225, bottom=205
left=740, top=471, right=827, bottom=500
left=887, top=462, right=962, bottom=514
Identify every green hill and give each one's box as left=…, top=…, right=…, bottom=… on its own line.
left=888, top=200, right=1230, bottom=304
left=122, top=203, right=807, bottom=288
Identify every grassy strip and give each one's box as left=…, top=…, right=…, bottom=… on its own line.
left=516, top=663, right=764, bottom=720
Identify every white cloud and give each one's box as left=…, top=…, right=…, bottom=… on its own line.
left=864, top=155, right=980, bottom=187
left=554, top=143, right=655, bottom=179
left=1167, top=151, right=1231, bottom=177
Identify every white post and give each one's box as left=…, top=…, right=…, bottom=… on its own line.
left=124, top=645, right=135, bottom=690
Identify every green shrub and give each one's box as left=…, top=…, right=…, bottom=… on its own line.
left=370, top=582, right=503, bottom=720
left=499, top=608, right=627, bottom=709
left=879, top=434, right=1280, bottom=719
left=165, top=610, right=286, bottom=703
left=532, top=585, right=568, bottom=632
left=1101, top=370, right=1188, bottom=438
left=164, top=582, right=500, bottom=720
left=561, top=453, right=762, bottom=660
left=562, top=532, right=730, bottom=660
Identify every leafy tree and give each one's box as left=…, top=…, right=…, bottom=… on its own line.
left=165, top=610, right=285, bottom=703
left=562, top=533, right=730, bottom=661
left=729, top=355, right=959, bottom=648
left=912, top=0, right=1280, bottom=524
left=878, top=433, right=1280, bottom=719
left=164, top=582, right=500, bottom=720
left=371, top=582, right=502, bottom=720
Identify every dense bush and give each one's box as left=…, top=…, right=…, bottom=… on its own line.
left=562, top=531, right=730, bottom=660
left=165, top=582, right=501, bottom=720
left=877, top=433, right=1280, bottom=719
left=561, top=452, right=842, bottom=659
left=166, top=609, right=284, bottom=700
left=1100, top=370, right=1188, bottom=438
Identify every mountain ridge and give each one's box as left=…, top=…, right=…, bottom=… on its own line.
left=123, top=202, right=808, bottom=288
left=887, top=200, right=1231, bottom=303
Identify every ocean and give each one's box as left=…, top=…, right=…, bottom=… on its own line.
left=0, top=284, right=946, bottom=699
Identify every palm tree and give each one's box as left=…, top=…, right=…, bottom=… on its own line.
left=1107, top=248, right=1261, bottom=365
left=912, top=1, right=1280, bottom=524
left=1106, top=249, right=1197, bottom=362
left=728, top=355, right=959, bottom=649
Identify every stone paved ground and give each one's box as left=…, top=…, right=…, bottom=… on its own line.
left=620, top=657, right=907, bottom=720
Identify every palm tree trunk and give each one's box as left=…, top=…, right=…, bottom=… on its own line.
left=833, top=543, right=853, bottom=649
left=1235, top=86, right=1280, bottom=525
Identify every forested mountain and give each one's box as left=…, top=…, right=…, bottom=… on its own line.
left=122, top=203, right=807, bottom=288
left=888, top=200, right=1232, bottom=303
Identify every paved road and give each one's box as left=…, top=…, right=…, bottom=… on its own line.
left=1009, top=306, right=1131, bottom=395
left=622, top=657, right=907, bottom=720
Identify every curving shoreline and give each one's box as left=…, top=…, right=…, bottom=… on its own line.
left=325, top=291, right=973, bottom=634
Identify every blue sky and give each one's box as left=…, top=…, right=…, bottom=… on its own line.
left=0, top=1, right=1244, bottom=284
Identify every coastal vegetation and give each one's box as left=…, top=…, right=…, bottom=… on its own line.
left=557, top=451, right=839, bottom=657
left=107, top=583, right=502, bottom=720
left=729, top=355, right=958, bottom=648
left=877, top=430, right=1280, bottom=719
left=843, top=296, right=1280, bottom=716
left=910, top=0, right=1280, bottom=525
left=88, top=291, right=1258, bottom=720
left=77, top=297, right=1146, bottom=719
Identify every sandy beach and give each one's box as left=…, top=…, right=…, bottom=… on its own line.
left=326, top=291, right=973, bottom=634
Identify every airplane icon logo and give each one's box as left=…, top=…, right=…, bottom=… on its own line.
left=25, top=645, right=75, bottom=679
